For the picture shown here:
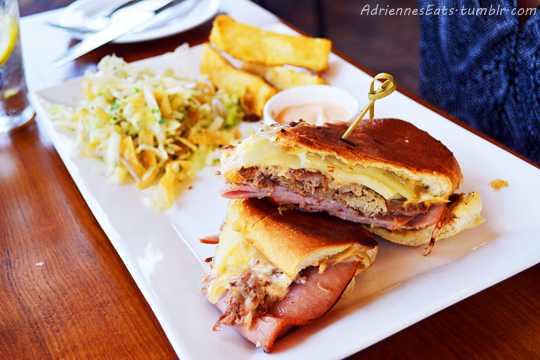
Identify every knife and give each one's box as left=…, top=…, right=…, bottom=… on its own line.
left=135, top=0, right=199, bottom=33
left=52, top=0, right=174, bottom=67
left=45, top=0, right=141, bottom=34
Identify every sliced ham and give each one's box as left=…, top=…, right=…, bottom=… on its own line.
left=403, top=203, right=446, bottom=229
left=213, top=261, right=357, bottom=352
left=423, top=204, right=449, bottom=256
left=220, top=184, right=446, bottom=231
left=199, top=235, right=220, bottom=244
left=218, top=187, right=270, bottom=199
left=268, top=262, right=357, bottom=321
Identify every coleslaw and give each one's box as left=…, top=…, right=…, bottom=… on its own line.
left=47, top=45, right=244, bottom=210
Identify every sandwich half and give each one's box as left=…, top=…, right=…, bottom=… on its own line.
left=219, top=119, right=485, bottom=248
left=203, top=198, right=378, bottom=352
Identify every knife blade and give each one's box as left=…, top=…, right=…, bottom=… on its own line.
left=134, top=0, right=199, bottom=33
left=45, top=0, right=140, bottom=34
left=52, top=0, right=174, bottom=67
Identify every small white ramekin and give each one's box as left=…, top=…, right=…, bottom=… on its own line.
left=262, top=85, right=359, bottom=125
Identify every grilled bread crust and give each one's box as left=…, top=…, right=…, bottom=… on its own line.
left=364, top=192, right=485, bottom=246
left=229, top=198, right=378, bottom=278
left=275, top=119, right=464, bottom=199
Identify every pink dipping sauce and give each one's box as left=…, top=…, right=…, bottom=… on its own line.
left=274, top=102, right=350, bottom=125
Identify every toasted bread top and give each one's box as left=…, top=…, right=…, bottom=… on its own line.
left=275, top=119, right=463, bottom=198
left=230, top=198, right=377, bottom=278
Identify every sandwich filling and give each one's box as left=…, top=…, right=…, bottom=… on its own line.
left=220, top=166, right=448, bottom=231
left=203, top=217, right=365, bottom=331
left=202, top=198, right=378, bottom=352
left=220, top=127, right=423, bottom=202
left=204, top=218, right=294, bottom=330
left=219, top=126, right=449, bottom=231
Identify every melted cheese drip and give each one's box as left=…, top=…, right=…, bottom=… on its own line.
left=221, top=128, right=417, bottom=201
left=207, top=220, right=293, bottom=304
left=207, top=219, right=370, bottom=305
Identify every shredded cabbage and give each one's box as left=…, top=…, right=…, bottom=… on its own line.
left=47, top=46, right=244, bottom=210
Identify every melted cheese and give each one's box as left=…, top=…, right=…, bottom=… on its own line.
left=207, top=220, right=293, bottom=304
left=207, top=219, right=369, bottom=304
left=221, top=128, right=418, bottom=201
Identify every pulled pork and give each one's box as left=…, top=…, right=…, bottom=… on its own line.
left=236, top=166, right=426, bottom=218
left=213, top=271, right=269, bottom=330
left=207, top=266, right=288, bottom=331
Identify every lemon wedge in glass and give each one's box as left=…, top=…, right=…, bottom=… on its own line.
left=0, top=14, right=18, bottom=67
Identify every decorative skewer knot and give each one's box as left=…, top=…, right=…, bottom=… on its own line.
left=341, top=73, right=397, bottom=141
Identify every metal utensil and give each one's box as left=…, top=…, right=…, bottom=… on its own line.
left=49, top=0, right=197, bottom=35
left=45, top=0, right=140, bottom=34
left=52, top=0, right=174, bottom=67
left=134, top=0, right=198, bottom=33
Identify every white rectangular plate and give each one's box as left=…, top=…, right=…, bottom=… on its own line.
left=29, top=23, right=540, bottom=360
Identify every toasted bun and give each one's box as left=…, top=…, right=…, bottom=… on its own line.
left=229, top=198, right=378, bottom=278
left=365, top=192, right=485, bottom=246
left=275, top=120, right=463, bottom=199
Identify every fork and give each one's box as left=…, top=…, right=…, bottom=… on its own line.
left=45, top=0, right=141, bottom=34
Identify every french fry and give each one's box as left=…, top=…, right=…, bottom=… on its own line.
left=242, top=62, right=330, bottom=91
left=200, top=43, right=277, bottom=116
left=209, top=15, right=332, bottom=73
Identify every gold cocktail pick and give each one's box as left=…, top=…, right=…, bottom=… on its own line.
left=341, top=73, right=397, bottom=140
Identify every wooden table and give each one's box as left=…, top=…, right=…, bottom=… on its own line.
left=2, top=2, right=540, bottom=359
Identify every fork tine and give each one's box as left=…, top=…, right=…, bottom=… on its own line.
left=44, top=21, right=97, bottom=34
left=45, top=0, right=139, bottom=34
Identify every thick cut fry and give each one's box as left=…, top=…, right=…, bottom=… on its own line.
left=209, top=15, right=332, bottom=73
left=200, top=43, right=277, bottom=116
left=242, top=62, right=329, bottom=91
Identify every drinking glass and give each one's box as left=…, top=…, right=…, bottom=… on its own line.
left=0, top=0, right=33, bottom=134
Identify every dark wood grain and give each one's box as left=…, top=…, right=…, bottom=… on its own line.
left=2, top=2, right=540, bottom=360
left=353, top=265, right=540, bottom=359
left=0, top=9, right=215, bottom=360
left=0, top=122, right=177, bottom=359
